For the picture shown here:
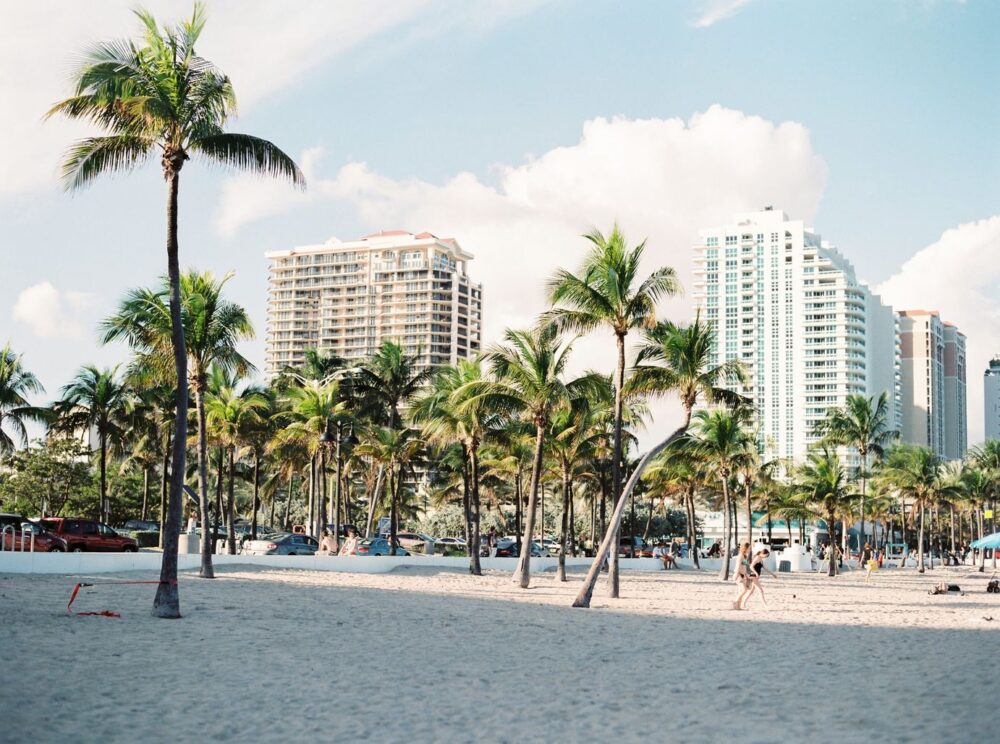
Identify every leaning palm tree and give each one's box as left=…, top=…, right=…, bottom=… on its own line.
left=49, top=3, right=303, bottom=618
left=52, top=365, right=131, bottom=522
left=546, top=224, right=679, bottom=597
left=102, top=271, right=254, bottom=579
left=792, top=447, right=855, bottom=576
left=0, top=344, right=47, bottom=454
left=572, top=313, right=746, bottom=607
left=815, top=392, right=896, bottom=549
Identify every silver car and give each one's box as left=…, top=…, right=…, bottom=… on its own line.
left=356, top=537, right=410, bottom=556
left=242, top=533, right=318, bottom=556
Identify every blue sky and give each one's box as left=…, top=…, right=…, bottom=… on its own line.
left=2, top=0, right=998, bottom=442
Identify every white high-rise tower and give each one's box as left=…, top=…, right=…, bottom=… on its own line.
left=985, top=357, right=1000, bottom=441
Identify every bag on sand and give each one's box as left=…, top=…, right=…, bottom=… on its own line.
left=986, top=579, right=999, bottom=594
left=928, top=582, right=963, bottom=595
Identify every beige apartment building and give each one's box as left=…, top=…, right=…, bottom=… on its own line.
left=265, top=230, right=482, bottom=376
left=898, top=310, right=967, bottom=459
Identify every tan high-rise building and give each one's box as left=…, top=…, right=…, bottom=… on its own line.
left=898, top=310, right=966, bottom=459
left=265, top=230, right=482, bottom=376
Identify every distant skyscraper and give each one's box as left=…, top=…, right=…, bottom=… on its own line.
left=265, top=231, right=482, bottom=376
left=897, top=310, right=967, bottom=459
left=692, top=208, right=899, bottom=463
left=985, top=358, right=1000, bottom=441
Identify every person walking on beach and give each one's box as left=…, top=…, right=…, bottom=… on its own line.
left=733, top=541, right=753, bottom=610
left=742, top=548, right=777, bottom=608
left=339, top=527, right=359, bottom=556
left=861, top=542, right=877, bottom=583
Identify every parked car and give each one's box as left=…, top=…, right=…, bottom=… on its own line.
left=242, top=533, right=319, bottom=556
left=39, top=517, right=138, bottom=552
left=435, top=536, right=467, bottom=547
left=122, top=519, right=160, bottom=532
left=485, top=538, right=546, bottom=558
left=539, top=538, right=562, bottom=555
left=357, top=538, right=410, bottom=556
left=395, top=532, right=434, bottom=550
left=0, top=513, right=68, bottom=552
left=618, top=535, right=647, bottom=558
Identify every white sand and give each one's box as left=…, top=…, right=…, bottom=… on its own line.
left=2, top=564, right=997, bottom=742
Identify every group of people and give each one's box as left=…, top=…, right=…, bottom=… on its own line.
left=319, top=527, right=359, bottom=556
left=732, top=542, right=777, bottom=610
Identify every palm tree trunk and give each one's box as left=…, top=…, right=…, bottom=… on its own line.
left=569, top=478, right=577, bottom=557
left=608, top=333, right=626, bottom=599
left=283, top=474, right=294, bottom=530
left=153, top=166, right=187, bottom=619
left=364, top=465, right=382, bottom=538
left=195, top=385, right=215, bottom=578
left=719, top=478, right=733, bottom=581
left=828, top=510, right=838, bottom=576
left=251, top=452, right=260, bottom=541
left=557, top=462, right=570, bottom=582
left=318, top=448, right=328, bottom=542
left=514, top=422, right=546, bottom=588
left=334, top=434, right=342, bottom=552
left=744, top=479, right=753, bottom=548
left=642, top=495, right=655, bottom=542
left=514, top=468, right=523, bottom=553
left=158, top=429, right=171, bottom=549
left=573, top=414, right=692, bottom=608
left=141, top=465, right=150, bottom=521
left=225, top=447, right=236, bottom=554
left=688, top=490, right=701, bottom=569
left=213, top=445, right=223, bottom=556
left=307, top=453, right=315, bottom=536
left=99, top=434, right=108, bottom=523
left=918, top=503, right=926, bottom=573
left=389, top=464, right=399, bottom=556
left=460, top=446, right=473, bottom=565
left=469, top=442, right=482, bottom=575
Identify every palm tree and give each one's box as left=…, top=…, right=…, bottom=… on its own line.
left=355, top=341, right=434, bottom=429
left=793, top=447, right=854, bottom=576
left=546, top=224, right=679, bottom=597
left=102, top=271, right=254, bottom=578
left=356, top=427, right=424, bottom=554
left=877, top=445, right=958, bottom=573
left=52, top=365, right=130, bottom=522
left=971, top=440, right=1000, bottom=569
left=572, top=314, right=745, bottom=607
left=49, top=3, right=303, bottom=618
left=205, top=383, right=268, bottom=553
left=816, top=392, right=896, bottom=549
left=0, top=344, right=47, bottom=454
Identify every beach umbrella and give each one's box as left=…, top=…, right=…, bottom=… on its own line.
left=970, top=532, right=1000, bottom=550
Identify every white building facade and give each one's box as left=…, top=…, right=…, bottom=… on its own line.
left=692, top=208, right=900, bottom=463
left=983, top=357, right=1000, bottom=441
left=265, top=231, right=482, bottom=376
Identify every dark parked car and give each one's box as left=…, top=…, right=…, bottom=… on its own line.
left=482, top=538, right=545, bottom=558
left=618, top=536, right=647, bottom=558
left=38, top=518, right=138, bottom=552
left=122, top=519, right=160, bottom=532
left=0, top=513, right=68, bottom=552
left=242, top=533, right=319, bottom=556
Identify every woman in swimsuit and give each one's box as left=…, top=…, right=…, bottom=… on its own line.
left=733, top=541, right=753, bottom=610
left=742, top=548, right=777, bottom=608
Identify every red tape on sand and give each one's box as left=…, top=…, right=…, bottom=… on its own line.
left=67, top=579, right=176, bottom=618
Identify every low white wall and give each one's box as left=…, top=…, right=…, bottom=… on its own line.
left=0, top=552, right=685, bottom=576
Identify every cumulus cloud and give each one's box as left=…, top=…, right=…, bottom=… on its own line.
left=0, top=0, right=548, bottom=198
left=12, top=282, right=94, bottom=340
left=877, top=216, right=1000, bottom=446
left=216, top=106, right=827, bottom=440
left=692, top=0, right=754, bottom=28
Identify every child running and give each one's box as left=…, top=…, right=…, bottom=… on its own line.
left=732, top=541, right=753, bottom=610
left=742, top=548, right=777, bottom=608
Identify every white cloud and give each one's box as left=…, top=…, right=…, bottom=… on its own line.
left=12, top=282, right=94, bottom=340
left=0, top=0, right=547, bottom=198
left=877, top=216, right=1000, bottom=446
left=216, top=105, right=827, bottom=441
left=692, top=0, right=754, bottom=28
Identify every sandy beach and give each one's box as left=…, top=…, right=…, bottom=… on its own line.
left=2, top=564, right=997, bottom=743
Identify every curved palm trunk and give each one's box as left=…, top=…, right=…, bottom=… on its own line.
left=194, top=386, right=215, bottom=578
left=719, top=478, right=733, bottom=581
left=514, top=423, right=546, bottom=588
left=158, top=429, right=171, bottom=549
left=573, top=414, right=692, bottom=608
left=153, top=168, right=188, bottom=619
left=469, top=442, right=482, bottom=575
left=608, top=333, right=626, bottom=599
left=557, top=462, right=570, bottom=582
left=917, top=503, right=926, bottom=573
left=225, top=447, right=236, bottom=555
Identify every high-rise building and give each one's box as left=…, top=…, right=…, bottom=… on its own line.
left=985, top=357, right=1000, bottom=441
left=265, top=230, right=482, bottom=376
left=897, top=310, right=967, bottom=459
left=692, top=208, right=899, bottom=463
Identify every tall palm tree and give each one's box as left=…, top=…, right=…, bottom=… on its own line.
left=102, top=270, right=254, bottom=578
left=356, top=427, right=424, bottom=554
left=572, top=314, right=745, bottom=607
left=877, top=445, right=958, bottom=573
left=465, top=324, right=593, bottom=588
left=0, top=344, right=47, bottom=454
left=205, top=383, right=268, bottom=553
left=793, top=447, right=855, bottom=576
left=49, top=3, right=303, bottom=618
left=816, top=392, right=896, bottom=549
left=971, top=441, right=1000, bottom=569
left=355, top=341, right=434, bottom=429
left=52, top=365, right=130, bottom=522
left=546, top=224, right=679, bottom=597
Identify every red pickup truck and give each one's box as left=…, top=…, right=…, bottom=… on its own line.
left=39, top=517, right=138, bottom=552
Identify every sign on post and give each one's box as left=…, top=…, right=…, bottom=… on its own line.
left=377, top=516, right=391, bottom=537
